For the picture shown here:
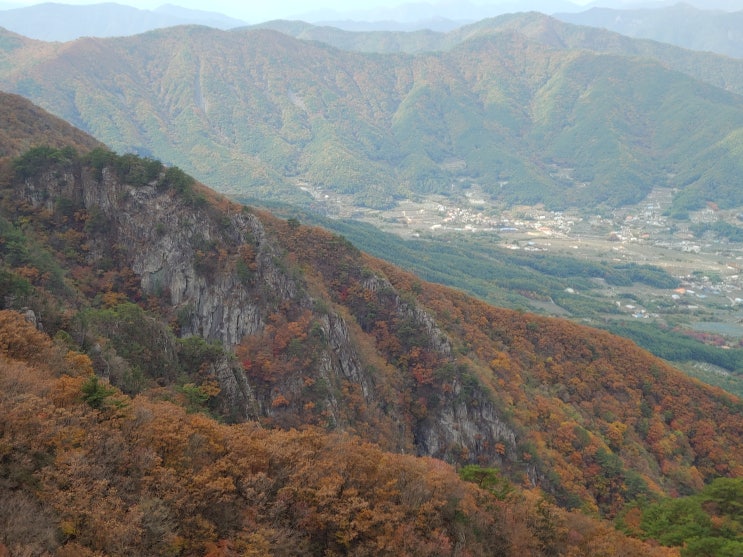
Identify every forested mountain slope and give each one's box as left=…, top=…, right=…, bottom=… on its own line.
left=1, top=310, right=681, bottom=556
left=258, top=12, right=743, bottom=96
left=466, top=13, right=743, bottom=96
left=2, top=17, right=743, bottom=213
left=0, top=90, right=103, bottom=157
left=1, top=91, right=742, bottom=535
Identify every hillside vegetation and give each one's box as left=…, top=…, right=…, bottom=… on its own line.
left=255, top=203, right=743, bottom=399
left=0, top=309, right=680, bottom=556
left=2, top=16, right=743, bottom=213
left=0, top=90, right=103, bottom=158
left=1, top=90, right=742, bottom=555
left=259, top=13, right=743, bottom=96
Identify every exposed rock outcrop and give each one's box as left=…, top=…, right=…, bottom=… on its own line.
left=17, top=160, right=522, bottom=471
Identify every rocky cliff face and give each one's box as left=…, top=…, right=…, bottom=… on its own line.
left=6, top=95, right=743, bottom=520
left=15, top=157, right=521, bottom=468
left=21, top=163, right=289, bottom=345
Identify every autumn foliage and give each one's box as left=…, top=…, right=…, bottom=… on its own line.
left=386, top=263, right=743, bottom=514
left=267, top=217, right=743, bottom=516
left=0, top=310, right=676, bottom=556
left=1, top=140, right=741, bottom=553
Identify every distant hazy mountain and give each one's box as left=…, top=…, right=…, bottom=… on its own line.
left=311, top=18, right=466, bottom=33
left=3, top=15, right=743, bottom=215
left=255, top=11, right=743, bottom=90
left=0, top=2, right=246, bottom=41
left=3, top=1, right=743, bottom=42
left=291, top=1, right=726, bottom=27
left=152, top=3, right=247, bottom=27
left=278, top=0, right=743, bottom=29
left=303, top=0, right=582, bottom=30
left=557, top=3, right=743, bottom=58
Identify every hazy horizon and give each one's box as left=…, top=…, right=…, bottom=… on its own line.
left=0, top=0, right=689, bottom=25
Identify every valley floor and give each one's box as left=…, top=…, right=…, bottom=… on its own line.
left=292, top=184, right=743, bottom=395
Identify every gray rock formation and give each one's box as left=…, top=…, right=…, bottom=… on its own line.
left=18, top=161, right=522, bottom=468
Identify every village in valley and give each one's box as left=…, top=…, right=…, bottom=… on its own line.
left=303, top=181, right=743, bottom=345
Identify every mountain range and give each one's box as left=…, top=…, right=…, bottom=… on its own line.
left=3, top=1, right=743, bottom=54
left=0, top=2, right=246, bottom=42
left=1, top=88, right=742, bottom=555
left=556, top=3, right=743, bottom=59
left=2, top=13, right=743, bottom=214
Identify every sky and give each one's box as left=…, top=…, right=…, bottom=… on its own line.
left=0, top=1, right=602, bottom=23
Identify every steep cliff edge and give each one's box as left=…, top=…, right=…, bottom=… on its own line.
left=3, top=145, right=742, bottom=516
left=8, top=147, right=522, bottom=468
